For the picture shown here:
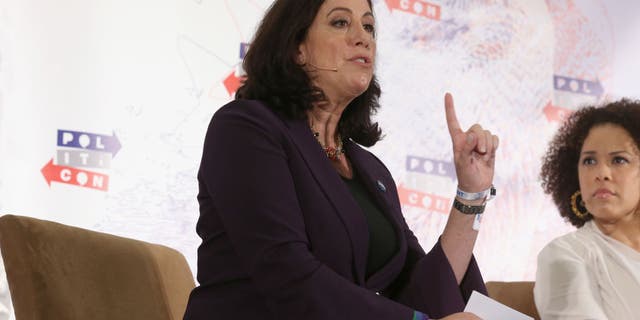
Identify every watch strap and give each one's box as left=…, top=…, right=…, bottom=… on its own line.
left=453, top=198, right=486, bottom=214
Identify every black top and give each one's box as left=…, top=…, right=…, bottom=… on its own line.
left=341, top=173, right=398, bottom=277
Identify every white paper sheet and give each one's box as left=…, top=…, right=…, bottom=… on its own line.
left=463, top=290, right=533, bottom=320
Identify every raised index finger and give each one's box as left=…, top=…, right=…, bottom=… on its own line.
left=444, top=92, right=462, bottom=137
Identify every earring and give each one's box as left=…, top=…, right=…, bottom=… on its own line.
left=570, top=190, right=589, bottom=219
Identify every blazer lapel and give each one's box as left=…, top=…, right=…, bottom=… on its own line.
left=345, top=140, right=408, bottom=290
left=285, top=119, right=369, bottom=284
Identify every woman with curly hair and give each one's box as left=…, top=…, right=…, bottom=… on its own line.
left=183, top=0, right=498, bottom=319
left=535, top=99, right=640, bottom=319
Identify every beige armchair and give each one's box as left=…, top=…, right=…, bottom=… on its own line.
left=486, top=281, right=540, bottom=319
left=0, top=214, right=195, bottom=320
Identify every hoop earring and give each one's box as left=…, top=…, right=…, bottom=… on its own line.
left=570, top=190, right=589, bottom=219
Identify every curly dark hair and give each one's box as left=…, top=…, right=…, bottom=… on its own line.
left=235, top=0, right=382, bottom=147
left=540, top=98, right=640, bottom=227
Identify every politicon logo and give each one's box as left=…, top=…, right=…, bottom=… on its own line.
left=41, top=129, right=121, bottom=191
left=385, top=0, right=441, bottom=21
left=223, top=42, right=250, bottom=97
left=400, top=155, right=454, bottom=214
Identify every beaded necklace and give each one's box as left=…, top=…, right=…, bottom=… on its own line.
left=310, top=123, right=344, bottom=161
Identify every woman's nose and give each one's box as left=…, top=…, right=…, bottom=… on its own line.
left=351, top=25, right=371, bottom=49
left=595, top=164, right=612, bottom=181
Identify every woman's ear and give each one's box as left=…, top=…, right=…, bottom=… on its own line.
left=297, top=54, right=305, bottom=65
left=296, top=46, right=306, bottom=65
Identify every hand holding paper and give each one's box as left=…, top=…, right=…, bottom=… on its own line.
left=437, top=311, right=482, bottom=319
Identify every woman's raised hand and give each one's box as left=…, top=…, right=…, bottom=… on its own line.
left=444, top=92, right=499, bottom=193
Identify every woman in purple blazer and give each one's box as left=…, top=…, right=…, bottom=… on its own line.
left=183, top=1, right=499, bottom=319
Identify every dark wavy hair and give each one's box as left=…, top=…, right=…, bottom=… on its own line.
left=235, top=0, right=382, bottom=146
left=540, top=98, right=640, bottom=227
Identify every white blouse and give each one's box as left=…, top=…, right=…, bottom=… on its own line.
left=534, top=220, right=640, bottom=320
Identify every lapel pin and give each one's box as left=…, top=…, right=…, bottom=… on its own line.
left=376, top=180, right=386, bottom=192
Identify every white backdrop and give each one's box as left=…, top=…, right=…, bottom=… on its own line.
left=2, top=3, right=640, bottom=311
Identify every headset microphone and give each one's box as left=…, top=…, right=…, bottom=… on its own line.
left=308, top=62, right=338, bottom=72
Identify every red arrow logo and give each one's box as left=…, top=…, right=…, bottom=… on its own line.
left=223, top=70, right=245, bottom=97
left=385, top=0, right=441, bottom=21
left=41, top=158, right=109, bottom=191
left=543, top=101, right=572, bottom=122
left=397, top=184, right=451, bottom=214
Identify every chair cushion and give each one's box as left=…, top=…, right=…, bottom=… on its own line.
left=0, top=214, right=194, bottom=320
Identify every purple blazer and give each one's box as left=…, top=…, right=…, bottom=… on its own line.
left=183, top=100, right=487, bottom=320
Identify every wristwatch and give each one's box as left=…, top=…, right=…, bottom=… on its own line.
left=452, top=198, right=486, bottom=215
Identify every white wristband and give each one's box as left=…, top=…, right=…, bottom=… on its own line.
left=456, top=185, right=496, bottom=201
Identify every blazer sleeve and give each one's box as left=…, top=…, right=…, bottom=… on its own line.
left=199, top=103, right=419, bottom=320
left=387, top=235, right=486, bottom=318
left=377, top=165, right=486, bottom=319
